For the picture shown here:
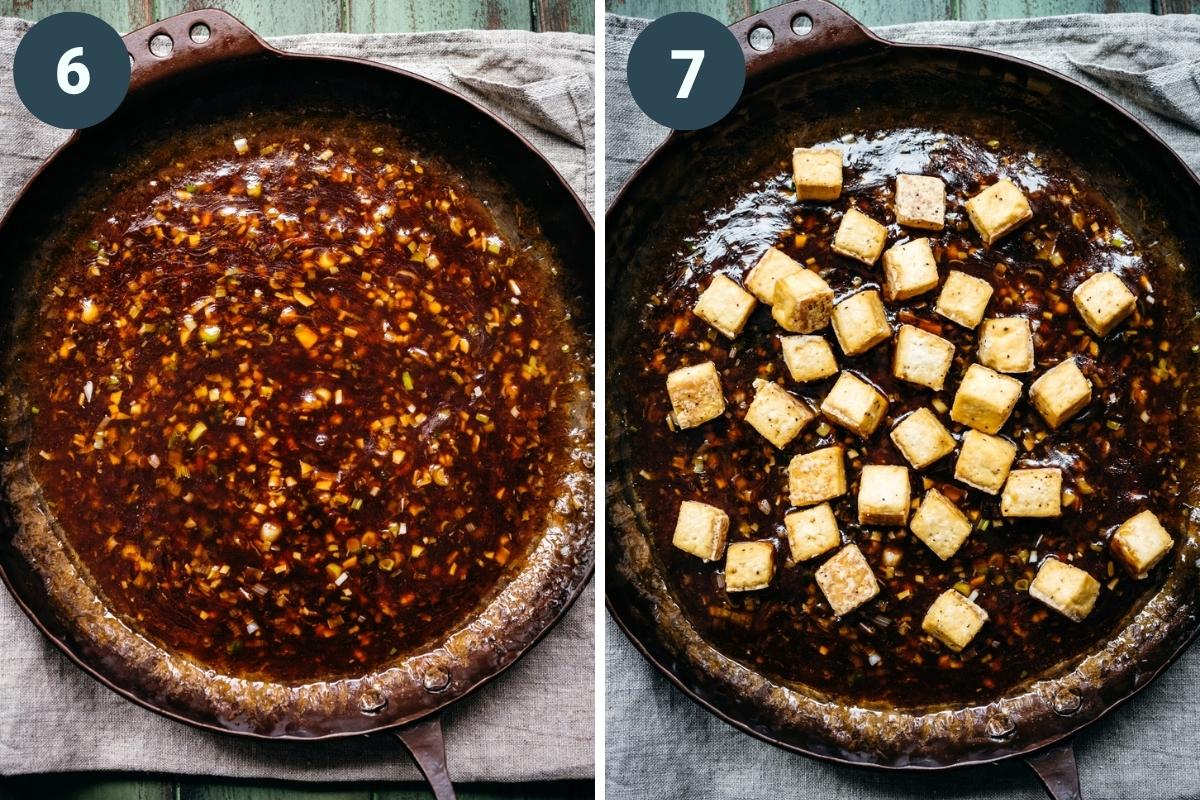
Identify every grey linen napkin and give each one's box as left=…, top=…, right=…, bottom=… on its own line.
left=0, top=18, right=594, bottom=782
left=606, top=11, right=1200, bottom=800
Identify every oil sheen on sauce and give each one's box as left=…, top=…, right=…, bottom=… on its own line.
left=23, top=114, right=576, bottom=682
left=623, top=128, right=1191, bottom=707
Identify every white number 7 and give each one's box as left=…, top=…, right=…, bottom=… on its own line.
left=670, top=49, right=705, bottom=100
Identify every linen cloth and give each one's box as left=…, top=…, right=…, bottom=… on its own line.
left=0, top=18, right=594, bottom=782
left=606, top=11, right=1200, bottom=800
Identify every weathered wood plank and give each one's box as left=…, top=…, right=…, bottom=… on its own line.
left=374, top=780, right=594, bottom=800
left=177, top=780, right=369, bottom=800
left=604, top=0, right=954, bottom=25
left=0, top=0, right=152, bottom=31
left=535, top=0, right=595, bottom=33
left=1156, top=0, right=1200, bottom=12
left=0, top=776, right=173, bottom=800
left=836, top=0, right=954, bottom=25
left=153, top=0, right=344, bottom=36
left=345, top=0, right=532, bottom=32
left=604, top=0, right=755, bottom=23
left=958, top=0, right=1153, bottom=20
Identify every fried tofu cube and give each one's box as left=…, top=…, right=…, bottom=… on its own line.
left=831, top=290, right=891, bottom=356
left=1110, top=510, right=1173, bottom=578
left=890, top=408, right=955, bottom=469
left=893, top=324, right=955, bottom=391
left=788, top=446, right=846, bottom=507
left=977, top=316, right=1035, bottom=374
left=671, top=500, right=729, bottom=561
left=1030, top=358, right=1092, bottom=429
left=781, top=335, right=838, bottom=383
left=954, top=430, right=1017, bottom=494
left=950, top=363, right=1022, bottom=434
left=965, top=179, right=1033, bottom=245
left=693, top=274, right=756, bottom=339
left=935, top=270, right=994, bottom=329
left=894, top=174, right=946, bottom=231
left=1000, top=468, right=1062, bottom=518
left=771, top=269, right=835, bottom=333
left=784, top=503, right=840, bottom=563
left=820, top=372, right=888, bottom=438
left=815, top=543, right=880, bottom=616
left=922, top=589, right=988, bottom=651
left=666, top=362, right=725, bottom=429
left=745, top=379, right=815, bottom=448
left=792, top=147, right=842, bottom=201
left=858, top=464, right=910, bottom=526
left=1073, top=272, right=1136, bottom=337
left=910, top=488, right=972, bottom=560
left=746, top=247, right=805, bottom=304
left=1029, top=558, right=1100, bottom=622
left=725, top=541, right=776, bottom=592
left=882, top=238, right=939, bottom=302
left=832, top=208, right=888, bottom=265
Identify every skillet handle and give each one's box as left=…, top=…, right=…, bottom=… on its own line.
left=393, top=716, right=458, bottom=800
left=122, top=9, right=272, bottom=94
left=1025, top=740, right=1083, bottom=800
left=729, top=0, right=883, bottom=83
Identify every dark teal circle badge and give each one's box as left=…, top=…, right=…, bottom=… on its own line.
left=13, top=12, right=131, bottom=130
left=626, top=12, right=745, bottom=131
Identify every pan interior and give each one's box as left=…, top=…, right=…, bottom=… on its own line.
left=608, top=45, right=1200, bottom=718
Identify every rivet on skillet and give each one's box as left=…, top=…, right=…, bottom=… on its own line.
left=359, top=686, right=388, bottom=715
left=423, top=666, right=451, bottom=693
left=791, top=14, right=813, bottom=37
left=148, top=33, right=173, bottom=58
left=1052, top=686, right=1082, bottom=716
left=986, top=711, right=1016, bottom=740
left=748, top=26, right=774, bottom=52
left=189, top=23, right=211, bottom=45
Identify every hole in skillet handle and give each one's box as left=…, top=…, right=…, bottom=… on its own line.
left=148, top=32, right=173, bottom=58
left=792, top=13, right=814, bottom=37
left=189, top=23, right=211, bottom=44
left=748, top=25, right=774, bottom=52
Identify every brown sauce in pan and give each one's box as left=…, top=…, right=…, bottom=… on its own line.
left=624, top=128, right=1192, bottom=706
left=21, top=114, right=579, bottom=682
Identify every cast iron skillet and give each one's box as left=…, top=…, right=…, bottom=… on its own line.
left=606, top=2, right=1200, bottom=797
left=0, top=11, right=594, bottom=799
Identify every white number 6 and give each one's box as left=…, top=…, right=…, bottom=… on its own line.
left=56, top=47, right=90, bottom=96
left=670, top=49, right=705, bottom=100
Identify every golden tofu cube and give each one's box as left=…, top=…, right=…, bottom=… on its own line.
left=725, top=540, right=776, bottom=592
left=954, top=429, right=1017, bottom=494
left=1110, top=509, right=1173, bottom=578
left=950, top=363, right=1022, bottom=434
left=671, top=500, right=729, bottom=561
left=788, top=446, right=846, bottom=507
left=1000, top=468, right=1062, bottom=518
left=882, top=238, right=939, bottom=302
left=965, top=178, right=1033, bottom=245
left=1073, top=272, right=1136, bottom=337
left=746, top=247, right=805, bottom=304
left=1030, top=358, right=1092, bottom=429
left=784, top=503, right=840, bottom=563
left=831, top=208, right=888, bottom=265
left=977, top=316, right=1034, bottom=373
left=666, top=362, right=725, bottom=429
left=935, top=270, right=994, bottom=329
left=857, top=464, right=910, bottom=526
left=890, top=408, right=955, bottom=469
left=771, top=269, right=834, bottom=333
left=693, top=274, right=756, bottom=339
left=894, top=174, right=946, bottom=230
left=792, top=147, right=843, bottom=201
left=744, top=379, right=815, bottom=448
left=821, top=371, right=889, bottom=438
left=1029, top=558, right=1100, bottom=622
left=922, top=589, right=988, bottom=651
left=893, top=324, right=955, bottom=391
left=910, top=488, right=972, bottom=560
left=781, top=335, right=838, bottom=383
left=815, top=543, right=880, bottom=616
left=831, top=290, right=891, bottom=356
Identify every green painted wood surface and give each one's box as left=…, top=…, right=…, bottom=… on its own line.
left=155, top=0, right=344, bottom=35
left=344, top=0, right=531, bottom=33
left=957, top=0, right=1152, bottom=20
left=607, top=0, right=1169, bottom=23
left=535, top=0, right=596, bottom=32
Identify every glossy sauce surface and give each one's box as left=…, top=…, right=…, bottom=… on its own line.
left=22, top=114, right=578, bottom=681
left=622, top=128, right=1190, bottom=706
